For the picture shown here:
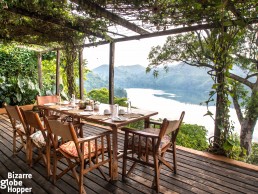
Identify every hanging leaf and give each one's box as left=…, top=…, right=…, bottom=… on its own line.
left=203, top=110, right=213, bottom=117
left=15, top=93, right=22, bottom=102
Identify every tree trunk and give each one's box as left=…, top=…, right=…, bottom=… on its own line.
left=213, top=62, right=229, bottom=152
left=240, top=78, right=258, bottom=155
left=67, top=61, right=75, bottom=97
left=240, top=118, right=257, bottom=155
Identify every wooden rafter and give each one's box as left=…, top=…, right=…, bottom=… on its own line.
left=71, top=0, right=149, bottom=35
left=80, top=23, right=219, bottom=47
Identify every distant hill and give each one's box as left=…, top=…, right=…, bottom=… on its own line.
left=89, top=63, right=213, bottom=90
left=85, top=63, right=214, bottom=104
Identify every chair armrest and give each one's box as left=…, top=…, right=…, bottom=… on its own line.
left=121, top=127, right=159, bottom=138
left=46, top=115, right=60, bottom=120
left=149, top=120, right=162, bottom=126
left=78, top=131, right=111, bottom=143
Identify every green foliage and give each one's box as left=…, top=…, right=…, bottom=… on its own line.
left=41, top=52, right=57, bottom=94
left=88, top=88, right=109, bottom=103
left=176, top=124, right=209, bottom=151
left=0, top=44, right=39, bottom=106
left=222, top=133, right=258, bottom=165
left=87, top=88, right=127, bottom=106
left=222, top=133, right=247, bottom=161
left=247, top=143, right=258, bottom=165
left=126, top=120, right=145, bottom=130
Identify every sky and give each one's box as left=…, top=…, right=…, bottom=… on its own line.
left=83, top=36, right=169, bottom=70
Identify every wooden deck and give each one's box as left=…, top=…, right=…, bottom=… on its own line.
left=1, top=113, right=258, bottom=194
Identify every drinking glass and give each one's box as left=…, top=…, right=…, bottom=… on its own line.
left=126, top=100, right=131, bottom=113
left=110, top=104, right=119, bottom=119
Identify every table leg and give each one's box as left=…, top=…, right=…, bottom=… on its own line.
left=144, top=117, right=150, bottom=128
left=111, top=126, right=118, bottom=180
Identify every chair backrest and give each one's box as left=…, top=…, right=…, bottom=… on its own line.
left=21, top=110, right=41, bottom=129
left=20, top=109, right=46, bottom=138
left=166, top=111, right=185, bottom=142
left=4, top=105, right=29, bottom=134
left=166, top=111, right=185, bottom=135
left=37, top=95, right=58, bottom=105
left=46, top=118, right=112, bottom=162
left=5, top=105, right=21, bottom=125
left=45, top=119, right=74, bottom=143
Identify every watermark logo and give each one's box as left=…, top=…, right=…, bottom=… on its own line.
left=0, top=172, right=32, bottom=193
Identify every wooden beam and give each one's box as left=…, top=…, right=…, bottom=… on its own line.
left=109, top=42, right=115, bottom=105
left=71, top=0, right=149, bottom=35
left=48, top=19, right=258, bottom=51
left=80, top=23, right=219, bottom=47
left=56, top=50, right=61, bottom=95
left=37, top=53, right=43, bottom=90
left=79, top=49, right=84, bottom=99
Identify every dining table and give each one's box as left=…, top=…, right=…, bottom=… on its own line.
left=38, top=103, right=158, bottom=180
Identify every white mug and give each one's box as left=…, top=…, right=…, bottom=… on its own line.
left=85, top=105, right=92, bottom=111
left=104, top=109, right=110, bottom=115
left=119, top=109, right=125, bottom=115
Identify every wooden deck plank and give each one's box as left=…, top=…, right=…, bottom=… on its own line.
left=0, top=133, right=76, bottom=194
left=84, top=123, right=258, bottom=193
left=177, top=150, right=258, bottom=178
left=1, top=114, right=258, bottom=194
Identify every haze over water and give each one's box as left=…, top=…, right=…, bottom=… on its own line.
left=126, top=88, right=258, bottom=142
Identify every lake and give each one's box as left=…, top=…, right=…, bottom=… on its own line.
left=126, top=88, right=258, bottom=142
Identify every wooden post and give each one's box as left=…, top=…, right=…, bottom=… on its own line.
left=79, top=49, right=84, bottom=99
left=56, top=50, right=60, bottom=95
left=109, top=42, right=115, bottom=104
left=37, top=53, right=43, bottom=90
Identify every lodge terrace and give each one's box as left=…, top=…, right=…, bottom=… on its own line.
left=0, top=1, right=258, bottom=194
left=1, top=112, right=258, bottom=194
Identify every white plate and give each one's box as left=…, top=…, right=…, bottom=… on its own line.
left=112, top=117, right=127, bottom=122
left=44, top=103, right=56, bottom=106
left=75, top=99, right=81, bottom=103
left=58, top=107, right=72, bottom=111
left=78, top=112, right=92, bottom=116
left=84, top=108, right=93, bottom=111
left=61, top=101, right=69, bottom=105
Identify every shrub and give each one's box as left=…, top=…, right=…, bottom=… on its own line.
left=176, top=123, right=209, bottom=151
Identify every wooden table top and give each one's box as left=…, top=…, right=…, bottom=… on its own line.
left=39, top=103, right=158, bottom=128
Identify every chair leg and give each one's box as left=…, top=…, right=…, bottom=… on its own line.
left=27, top=140, right=33, bottom=167
left=172, top=144, right=177, bottom=174
left=122, top=133, right=128, bottom=181
left=153, top=155, right=160, bottom=193
left=53, top=153, right=57, bottom=184
left=127, top=162, right=137, bottom=177
left=122, top=155, right=127, bottom=181
left=13, top=130, right=17, bottom=155
left=79, top=164, right=85, bottom=194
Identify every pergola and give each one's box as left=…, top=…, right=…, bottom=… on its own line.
left=0, top=0, right=257, bottom=103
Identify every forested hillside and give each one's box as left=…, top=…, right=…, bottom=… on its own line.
left=85, top=63, right=214, bottom=103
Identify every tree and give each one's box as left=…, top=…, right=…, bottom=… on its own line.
left=88, top=88, right=127, bottom=106
left=229, top=29, right=258, bottom=155
left=147, top=26, right=257, bottom=155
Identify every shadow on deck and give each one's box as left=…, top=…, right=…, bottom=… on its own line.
left=1, top=113, right=258, bottom=194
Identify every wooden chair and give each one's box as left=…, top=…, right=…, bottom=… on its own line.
left=36, top=95, right=59, bottom=105
left=121, top=111, right=185, bottom=193
left=45, top=118, right=112, bottom=194
left=4, top=105, right=33, bottom=155
left=19, top=108, right=58, bottom=177
left=36, top=95, right=59, bottom=116
left=37, top=94, right=82, bottom=135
